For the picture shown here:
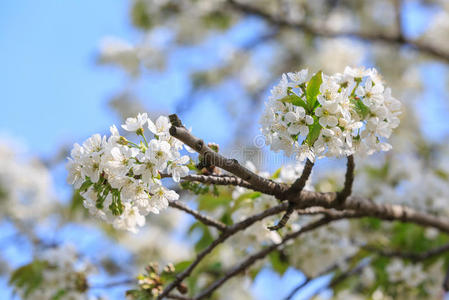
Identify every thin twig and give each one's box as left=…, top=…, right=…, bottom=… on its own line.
left=284, top=254, right=357, bottom=300
left=288, top=159, right=314, bottom=194
left=284, top=278, right=312, bottom=300
left=308, top=261, right=368, bottom=299
left=269, top=159, right=314, bottom=230
left=267, top=207, right=295, bottom=231
left=89, top=279, right=134, bottom=289
left=443, top=264, right=449, bottom=291
left=337, top=155, right=354, bottom=205
left=167, top=295, right=193, bottom=300
left=169, top=200, right=227, bottom=231
left=364, top=242, right=449, bottom=261
left=393, top=0, right=404, bottom=40
left=157, top=202, right=290, bottom=299
left=193, top=216, right=352, bottom=299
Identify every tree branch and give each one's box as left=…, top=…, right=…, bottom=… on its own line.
left=443, top=264, right=449, bottom=291
left=268, top=159, right=315, bottom=230
left=337, top=155, right=355, bottom=205
left=168, top=114, right=287, bottom=197
left=157, top=201, right=290, bottom=299
left=292, top=192, right=449, bottom=233
left=308, top=261, right=368, bottom=299
left=169, top=200, right=227, bottom=231
left=167, top=295, right=193, bottom=300
left=181, top=174, right=253, bottom=189
left=193, top=215, right=356, bottom=299
left=284, top=254, right=358, bottom=300
left=169, top=114, right=449, bottom=234
left=393, top=0, right=404, bottom=41
left=90, top=279, right=134, bottom=289
left=162, top=114, right=449, bottom=298
left=288, top=159, right=314, bottom=195
left=226, top=0, right=449, bottom=63
left=162, top=172, right=254, bottom=189
left=364, top=242, right=449, bottom=261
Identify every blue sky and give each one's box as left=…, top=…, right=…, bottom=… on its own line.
left=1, top=0, right=449, bottom=299
left=0, top=0, right=133, bottom=155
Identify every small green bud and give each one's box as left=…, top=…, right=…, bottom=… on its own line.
left=136, top=127, right=144, bottom=136
left=118, top=136, right=129, bottom=145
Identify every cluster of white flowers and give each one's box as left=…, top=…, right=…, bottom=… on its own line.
left=0, top=140, right=54, bottom=220
left=353, top=154, right=449, bottom=217
left=15, top=244, right=95, bottom=300
left=260, top=67, right=401, bottom=161
left=99, top=36, right=166, bottom=76
left=287, top=219, right=359, bottom=277
left=386, top=259, right=427, bottom=288
left=67, top=113, right=191, bottom=233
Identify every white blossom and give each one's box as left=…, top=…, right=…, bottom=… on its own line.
left=167, top=155, right=190, bottom=182
left=260, top=67, right=401, bottom=161
left=121, top=112, right=148, bottom=132
left=66, top=113, right=191, bottom=233
left=12, top=244, right=95, bottom=300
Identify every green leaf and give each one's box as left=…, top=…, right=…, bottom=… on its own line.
left=249, top=265, right=263, bottom=280
left=305, top=118, right=322, bottom=146
left=205, top=261, right=223, bottom=276
left=125, top=289, right=150, bottom=300
left=78, top=179, right=93, bottom=193
left=271, top=167, right=282, bottom=180
left=364, top=162, right=389, bottom=180
left=351, top=97, right=370, bottom=119
left=269, top=251, right=289, bottom=276
left=306, top=71, right=323, bottom=111
left=131, top=1, right=153, bottom=30
left=231, top=191, right=261, bottom=213
left=9, top=260, right=47, bottom=298
left=220, top=212, right=234, bottom=226
left=390, top=222, right=428, bottom=252
left=278, top=94, right=308, bottom=111
left=174, top=260, right=193, bottom=273
left=51, top=289, right=67, bottom=300
left=68, top=190, right=88, bottom=217
left=197, top=191, right=232, bottom=211
left=189, top=223, right=214, bottom=252
left=0, top=184, right=8, bottom=201
left=435, top=169, right=449, bottom=180
left=202, top=11, right=232, bottom=30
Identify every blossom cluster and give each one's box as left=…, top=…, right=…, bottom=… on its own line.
left=11, top=244, right=94, bottom=300
left=386, top=259, right=427, bottom=288
left=260, top=67, right=401, bottom=161
left=0, top=140, right=54, bottom=220
left=287, top=219, right=358, bottom=277
left=67, top=113, right=191, bottom=233
left=353, top=154, right=449, bottom=217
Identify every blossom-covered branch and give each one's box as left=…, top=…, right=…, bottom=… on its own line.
left=64, top=66, right=449, bottom=299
